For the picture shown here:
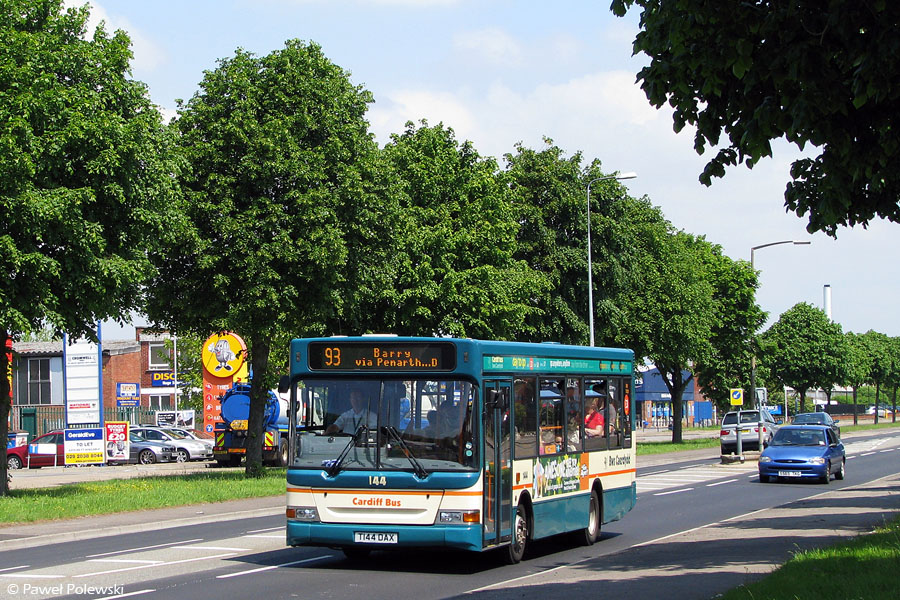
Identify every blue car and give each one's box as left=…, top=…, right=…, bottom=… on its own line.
left=758, top=425, right=845, bottom=484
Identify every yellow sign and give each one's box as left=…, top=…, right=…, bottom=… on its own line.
left=729, top=388, right=744, bottom=406
left=202, top=332, right=247, bottom=376
left=230, top=419, right=248, bottom=431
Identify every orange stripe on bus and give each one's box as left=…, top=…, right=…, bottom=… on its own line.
left=286, top=487, right=480, bottom=496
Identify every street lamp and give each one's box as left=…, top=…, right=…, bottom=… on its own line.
left=586, top=172, right=637, bottom=346
left=746, top=240, right=811, bottom=454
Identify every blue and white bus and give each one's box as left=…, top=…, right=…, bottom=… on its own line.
left=280, top=336, right=635, bottom=563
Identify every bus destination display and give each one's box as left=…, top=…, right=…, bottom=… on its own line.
left=308, top=342, right=457, bottom=371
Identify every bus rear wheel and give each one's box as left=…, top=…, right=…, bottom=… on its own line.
left=504, top=504, right=528, bottom=564
left=578, top=489, right=601, bottom=546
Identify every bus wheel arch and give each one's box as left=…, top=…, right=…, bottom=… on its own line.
left=578, top=481, right=603, bottom=546
left=504, top=493, right=532, bottom=565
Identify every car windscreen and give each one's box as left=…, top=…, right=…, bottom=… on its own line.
left=792, top=414, right=824, bottom=425
left=771, top=428, right=826, bottom=446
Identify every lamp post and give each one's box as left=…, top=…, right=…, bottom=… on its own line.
left=748, top=240, right=811, bottom=454
left=586, top=172, right=637, bottom=346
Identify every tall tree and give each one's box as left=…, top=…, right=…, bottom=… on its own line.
left=612, top=225, right=719, bottom=443
left=858, top=330, right=892, bottom=424
left=378, top=121, right=545, bottom=339
left=611, top=1, right=900, bottom=235
left=504, top=140, right=589, bottom=344
left=759, top=303, right=845, bottom=413
left=843, top=332, right=872, bottom=426
left=0, top=0, right=181, bottom=495
left=693, top=248, right=765, bottom=411
left=145, top=40, right=398, bottom=476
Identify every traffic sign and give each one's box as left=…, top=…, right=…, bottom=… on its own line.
left=730, top=388, right=744, bottom=406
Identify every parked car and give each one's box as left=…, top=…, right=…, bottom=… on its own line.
left=866, top=405, right=893, bottom=417
left=758, top=425, right=845, bottom=484
left=6, top=431, right=65, bottom=469
left=167, top=427, right=214, bottom=450
left=131, top=426, right=213, bottom=462
left=106, top=431, right=175, bottom=465
left=792, top=412, right=840, bottom=437
left=720, top=409, right=779, bottom=453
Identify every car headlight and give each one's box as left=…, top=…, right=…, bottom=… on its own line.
left=808, top=457, right=826, bottom=464
left=759, top=456, right=772, bottom=463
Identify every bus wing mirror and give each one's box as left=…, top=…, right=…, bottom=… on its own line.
left=278, top=375, right=291, bottom=395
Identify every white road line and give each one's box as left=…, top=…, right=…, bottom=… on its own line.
left=245, top=526, right=285, bottom=534
left=654, top=488, right=693, bottom=496
left=706, top=479, right=738, bottom=487
left=87, top=538, right=204, bottom=558
left=88, top=559, right=164, bottom=564
left=216, top=555, right=330, bottom=578
left=75, top=553, right=236, bottom=578
left=1, top=573, right=65, bottom=579
left=175, top=545, right=249, bottom=552
left=0, top=565, right=28, bottom=573
left=244, top=535, right=285, bottom=539
left=862, top=452, right=876, bottom=456
left=98, top=590, right=156, bottom=600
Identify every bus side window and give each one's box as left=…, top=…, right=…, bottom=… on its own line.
left=565, top=378, right=582, bottom=452
left=538, top=378, right=565, bottom=455
left=608, top=378, right=623, bottom=450
left=514, top=377, right=537, bottom=458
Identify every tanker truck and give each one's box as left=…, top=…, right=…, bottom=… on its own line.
left=213, top=383, right=289, bottom=467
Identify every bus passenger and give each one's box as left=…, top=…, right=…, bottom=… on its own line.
left=326, top=389, right=377, bottom=435
left=585, top=398, right=605, bottom=437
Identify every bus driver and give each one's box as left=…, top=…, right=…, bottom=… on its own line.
left=326, top=389, right=377, bottom=435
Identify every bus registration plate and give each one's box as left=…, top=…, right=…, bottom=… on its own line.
left=354, top=532, right=397, bottom=544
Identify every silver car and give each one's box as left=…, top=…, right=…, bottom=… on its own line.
left=720, top=409, right=779, bottom=453
left=132, top=426, right=213, bottom=462
left=107, top=432, right=175, bottom=464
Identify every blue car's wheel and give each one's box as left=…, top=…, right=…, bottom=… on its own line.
left=835, top=459, right=845, bottom=480
left=821, top=461, right=831, bottom=484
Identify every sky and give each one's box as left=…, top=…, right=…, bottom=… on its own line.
left=76, top=0, right=900, bottom=340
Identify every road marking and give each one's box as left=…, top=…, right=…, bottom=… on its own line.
left=75, top=553, right=236, bottom=578
left=706, top=479, right=737, bottom=487
left=216, top=555, right=330, bottom=578
left=654, top=488, right=693, bottom=496
left=175, top=545, right=249, bottom=552
left=98, top=590, right=156, bottom=600
left=88, top=559, right=164, bottom=565
left=244, top=534, right=285, bottom=539
left=861, top=452, right=876, bottom=456
left=0, top=565, right=28, bottom=573
left=87, top=538, right=204, bottom=558
left=245, top=526, right=284, bottom=534
left=1, top=573, right=64, bottom=579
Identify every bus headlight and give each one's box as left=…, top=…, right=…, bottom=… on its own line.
left=438, top=510, right=479, bottom=524
left=287, top=506, right=319, bottom=521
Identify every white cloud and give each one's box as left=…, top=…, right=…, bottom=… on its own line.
left=65, top=1, right=166, bottom=73
left=453, top=28, right=523, bottom=67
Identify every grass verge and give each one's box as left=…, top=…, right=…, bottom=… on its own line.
left=0, top=469, right=285, bottom=525
left=720, top=514, right=900, bottom=600
left=637, top=437, right=720, bottom=456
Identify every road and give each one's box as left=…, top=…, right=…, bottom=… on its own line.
left=1, top=428, right=898, bottom=600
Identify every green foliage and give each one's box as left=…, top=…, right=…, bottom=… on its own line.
left=611, top=0, right=900, bottom=235
left=759, top=303, right=846, bottom=412
left=504, top=140, right=589, bottom=344
left=379, top=121, right=545, bottom=339
left=0, top=0, right=181, bottom=495
left=145, top=40, right=399, bottom=474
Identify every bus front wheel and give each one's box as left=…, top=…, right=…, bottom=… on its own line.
left=578, top=489, right=601, bottom=545
left=504, top=504, right=528, bottom=564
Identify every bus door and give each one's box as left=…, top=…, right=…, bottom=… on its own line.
left=482, top=379, right=512, bottom=548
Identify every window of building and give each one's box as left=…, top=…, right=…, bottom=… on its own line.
left=149, top=395, right=172, bottom=411
left=27, top=358, right=52, bottom=405
left=148, top=342, right=170, bottom=371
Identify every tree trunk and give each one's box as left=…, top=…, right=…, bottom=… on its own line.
left=245, top=335, right=271, bottom=478
left=852, top=387, right=858, bottom=426
left=874, top=382, right=880, bottom=425
left=1, top=329, right=11, bottom=496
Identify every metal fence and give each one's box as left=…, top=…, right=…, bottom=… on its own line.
left=9, top=405, right=158, bottom=442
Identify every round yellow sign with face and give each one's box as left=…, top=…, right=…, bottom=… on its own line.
left=202, top=332, right=247, bottom=376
